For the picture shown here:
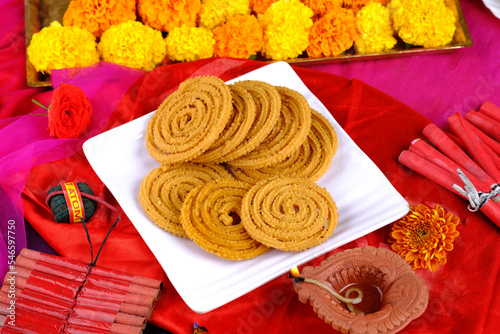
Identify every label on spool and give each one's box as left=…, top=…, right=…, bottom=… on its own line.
left=62, top=182, right=86, bottom=223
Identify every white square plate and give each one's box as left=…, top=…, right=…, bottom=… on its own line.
left=484, top=0, right=500, bottom=19
left=83, top=61, right=409, bottom=314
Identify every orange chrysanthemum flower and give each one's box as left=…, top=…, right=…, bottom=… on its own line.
left=388, top=203, right=460, bottom=272
left=213, top=15, right=263, bottom=58
left=301, top=0, right=343, bottom=17
left=137, top=0, right=201, bottom=33
left=63, top=0, right=136, bottom=37
left=306, top=8, right=359, bottom=57
left=250, top=0, right=279, bottom=14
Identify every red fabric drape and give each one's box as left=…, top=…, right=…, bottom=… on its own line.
left=21, top=58, right=500, bottom=334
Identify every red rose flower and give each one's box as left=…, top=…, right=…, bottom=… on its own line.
left=48, top=83, right=93, bottom=139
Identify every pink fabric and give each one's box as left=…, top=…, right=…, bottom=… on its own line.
left=0, top=62, right=144, bottom=280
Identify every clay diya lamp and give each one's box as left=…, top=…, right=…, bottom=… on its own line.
left=291, top=246, right=429, bottom=334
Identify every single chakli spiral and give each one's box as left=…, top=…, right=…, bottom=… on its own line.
left=241, top=177, right=338, bottom=251
left=230, top=109, right=338, bottom=183
left=146, top=76, right=232, bottom=164
left=193, top=84, right=257, bottom=163
left=139, top=162, right=233, bottom=238
left=180, top=179, right=270, bottom=260
left=220, top=80, right=281, bottom=162
left=227, top=86, right=312, bottom=169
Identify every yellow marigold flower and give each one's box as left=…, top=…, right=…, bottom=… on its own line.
left=444, top=0, right=465, bottom=43
left=301, top=0, right=343, bottom=17
left=388, top=203, right=460, bottom=272
left=213, top=15, right=263, bottom=59
left=354, top=3, right=397, bottom=54
left=388, top=0, right=456, bottom=48
left=63, top=0, right=136, bottom=37
left=258, top=0, right=313, bottom=61
left=306, top=8, right=359, bottom=57
left=250, top=0, right=279, bottom=14
left=137, top=0, right=201, bottom=33
left=166, top=25, right=215, bottom=62
left=199, top=0, right=251, bottom=30
left=97, top=21, right=166, bottom=71
left=27, top=21, right=99, bottom=75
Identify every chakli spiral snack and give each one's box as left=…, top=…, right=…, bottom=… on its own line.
left=241, top=177, right=338, bottom=251
left=230, top=108, right=338, bottom=183
left=139, top=75, right=342, bottom=259
left=219, top=80, right=281, bottom=162
left=139, top=163, right=233, bottom=238
left=193, top=84, right=257, bottom=163
left=180, top=179, right=270, bottom=260
left=228, top=86, right=312, bottom=169
left=146, top=76, right=232, bottom=164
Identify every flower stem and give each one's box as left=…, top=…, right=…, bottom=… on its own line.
left=31, top=98, right=49, bottom=110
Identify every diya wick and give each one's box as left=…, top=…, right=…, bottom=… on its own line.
left=289, top=266, right=364, bottom=315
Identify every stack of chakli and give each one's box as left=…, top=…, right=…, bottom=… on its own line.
left=0, top=248, right=162, bottom=333
left=140, top=76, right=340, bottom=260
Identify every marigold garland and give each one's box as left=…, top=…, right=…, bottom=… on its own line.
left=213, top=15, right=263, bottom=59
left=63, top=0, right=136, bottom=37
left=250, top=0, right=280, bottom=14
left=199, top=0, right=251, bottom=30
left=97, top=21, right=167, bottom=71
left=306, top=8, right=359, bottom=58
left=27, top=21, right=99, bottom=75
left=258, top=0, right=313, bottom=61
left=388, top=0, right=456, bottom=48
left=354, top=3, right=397, bottom=54
left=166, top=25, right=215, bottom=62
left=302, top=0, right=343, bottom=17
left=137, top=0, right=201, bottom=33
left=388, top=203, right=460, bottom=272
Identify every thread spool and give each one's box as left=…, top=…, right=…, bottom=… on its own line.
left=47, top=182, right=97, bottom=223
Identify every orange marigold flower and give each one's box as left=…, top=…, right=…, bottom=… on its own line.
left=301, top=0, right=343, bottom=17
left=213, top=15, right=263, bottom=59
left=137, top=0, right=201, bottom=33
left=63, top=0, right=136, bottom=37
left=250, top=0, right=279, bottom=14
left=306, top=8, right=359, bottom=57
left=388, top=203, right=460, bottom=272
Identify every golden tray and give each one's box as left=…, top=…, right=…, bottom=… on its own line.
left=25, top=0, right=472, bottom=88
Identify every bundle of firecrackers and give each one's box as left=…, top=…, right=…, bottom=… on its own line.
left=398, top=101, right=500, bottom=227
left=27, top=0, right=464, bottom=74
left=0, top=248, right=162, bottom=333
